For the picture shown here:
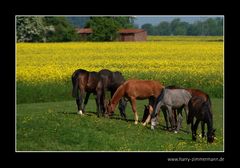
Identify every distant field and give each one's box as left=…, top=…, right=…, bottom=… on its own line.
left=17, top=98, right=223, bottom=151
left=147, top=36, right=224, bottom=41
left=16, top=36, right=223, bottom=103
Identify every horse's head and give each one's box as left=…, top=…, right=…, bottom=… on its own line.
left=207, top=128, right=216, bottom=143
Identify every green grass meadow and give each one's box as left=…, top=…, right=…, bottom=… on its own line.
left=17, top=96, right=224, bottom=151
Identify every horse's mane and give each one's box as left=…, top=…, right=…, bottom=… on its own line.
left=152, top=88, right=165, bottom=117
left=110, top=83, right=126, bottom=110
left=165, top=85, right=183, bottom=89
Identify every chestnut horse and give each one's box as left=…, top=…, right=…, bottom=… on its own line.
left=106, top=79, right=164, bottom=124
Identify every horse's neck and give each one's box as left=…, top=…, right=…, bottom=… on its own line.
left=111, top=85, right=125, bottom=110
left=206, top=111, right=213, bottom=132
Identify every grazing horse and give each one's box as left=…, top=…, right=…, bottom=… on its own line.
left=157, top=86, right=211, bottom=132
left=187, top=96, right=216, bottom=143
left=150, top=88, right=192, bottom=132
left=98, top=69, right=127, bottom=118
left=106, top=79, right=164, bottom=124
left=71, top=69, right=127, bottom=117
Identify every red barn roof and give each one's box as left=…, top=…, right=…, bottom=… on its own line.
left=76, top=28, right=93, bottom=34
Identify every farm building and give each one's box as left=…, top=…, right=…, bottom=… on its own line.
left=76, top=28, right=147, bottom=41
left=118, top=29, right=147, bottom=41
left=75, top=28, right=92, bottom=40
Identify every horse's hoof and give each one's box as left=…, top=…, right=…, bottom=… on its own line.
left=174, top=131, right=178, bottom=134
left=134, top=121, right=138, bottom=125
left=77, top=110, right=83, bottom=115
left=142, top=122, right=146, bottom=126
left=151, top=126, right=155, bottom=130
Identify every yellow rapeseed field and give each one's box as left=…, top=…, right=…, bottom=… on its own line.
left=16, top=39, right=223, bottom=97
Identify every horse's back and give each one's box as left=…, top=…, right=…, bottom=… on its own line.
left=186, top=88, right=209, bottom=101
left=85, top=71, right=99, bottom=91
left=188, top=96, right=208, bottom=122
left=123, top=79, right=163, bottom=98
left=112, top=71, right=125, bottom=86
left=72, top=69, right=88, bottom=77
left=165, top=89, right=192, bottom=105
left=125, top=79, right=162, bottom=86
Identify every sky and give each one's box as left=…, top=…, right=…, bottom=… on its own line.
left=133, top=16, right=223, bottom=27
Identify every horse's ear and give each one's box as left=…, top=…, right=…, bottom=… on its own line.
left=144, top=105, right=147, bottom=108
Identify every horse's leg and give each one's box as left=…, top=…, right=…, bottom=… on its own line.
left=118, top=98, right=127, bottom=120
left=201, top=121, right=205, bottom=138
left=175, top=108, right=183, bottom=133
left=142, top=98, right=154, bottom=126
left=76, top=98, right=80, bottom=114
left=192, top=119, right=200, bottom=141
left=74, top=86, right=80, bottom=114
left=100, top=91, right=106, bottom=116
left=77, top=88, right=85, bottom=115
left=96, top=91, right=102, bottom=117
left=191, top=120, right=196, bottom=141
left=130, top=97, right=138, bottom=125
left=162, top=108, right=169, bottom=130
left=167, top=106, right=175, bottom=131
left=184, top=106, right=191, bottom=134
left=83, top=92, right=91, bottom=113
left=173, top=109, right=177, bottom=129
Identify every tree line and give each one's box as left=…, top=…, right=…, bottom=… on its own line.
left=16, top=17, right=223, bottom=42
left=141, top=18, right=223, bottom=36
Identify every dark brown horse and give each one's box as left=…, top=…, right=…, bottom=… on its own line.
left=187, top=96, right=216, bottom=143
left=72, top=69, right=127, bottom=117
left=106, top=79, right=164, bottom=124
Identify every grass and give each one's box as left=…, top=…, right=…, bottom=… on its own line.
left=16, top=96, right=224, bottom=151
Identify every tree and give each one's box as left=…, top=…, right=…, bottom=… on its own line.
left=17, top=16, right=47, bottom=42
left=141, top=23, right=154, bottom=35
left=66, top=17, right=90, bottom=28
left=85, top=16, right=135, bottom=41
left=156, top=21, right=171, bottom=35
left=43, top=17, right=79, bottom=42
left=170, top=18, right=189, bottom=35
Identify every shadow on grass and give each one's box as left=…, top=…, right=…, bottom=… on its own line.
left=147, top=124, right=190, bottom=134
left=57, top=111, right=97, bottom=116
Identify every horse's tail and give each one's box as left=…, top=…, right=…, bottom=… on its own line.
left=71, top=72, right=79, bottom=98
left=152, top=88, right=165, bottom=118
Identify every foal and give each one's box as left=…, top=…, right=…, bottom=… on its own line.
left=187, top=96, right=216, bottom=143
left=106, top=79, right=164, bottom=124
